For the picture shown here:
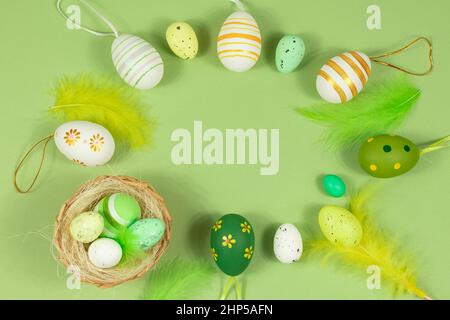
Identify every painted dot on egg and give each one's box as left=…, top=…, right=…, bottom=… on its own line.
left=394, top=163, right=402, bottom=170
left=383, top=145, right=392, bottom=152
left=404, top=145, right=411, bottom=152
left=370, top=164, right=377, bottom=171
left=368, top=137, right=374, bottom=143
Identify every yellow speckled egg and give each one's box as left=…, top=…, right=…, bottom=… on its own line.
left=166, top=22, right=198, bottom=60
left=318, top=206, right=363, bottom=248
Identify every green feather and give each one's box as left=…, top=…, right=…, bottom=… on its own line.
left=49, top=74, right=155, bottom=150
left=143, top=258, right=217, bottom=300
left=298, top=76, right=421, bottom=150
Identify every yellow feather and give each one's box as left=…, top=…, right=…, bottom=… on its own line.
left=49, top=74, right=155, bottom=150
left=307, top=186, right=430, bottom=299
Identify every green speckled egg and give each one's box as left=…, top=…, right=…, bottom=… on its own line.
left=166, top=22, right=198, bottom=60
left=69, top=211, right=104, bottom=243
left=359, top=135, right=420, bottom=178
left=319, top=206, right=362, bottom=248
left=323, top=174, right=346, bottom=197
left=128, top=218, right=165, bottom=250
left=210, top=214, right=255, bottom=276
left=275, top=35, right=305, bottom=73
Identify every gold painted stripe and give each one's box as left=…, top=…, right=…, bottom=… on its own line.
left=326, top=60, right=358, bottom=97
left=338, top=54, right=367, bottom=86
left=221, top=26, right=260, bottom=33
left=227, top=17, right=256, bottom=22
left=224, top=21, right=258, bottom=29
left=319, top=70, right=347, bottom=103
left=350, top=51, right=371, bottom=77
left=220, top=54, right=257, bottom=62
left=218, top=49, right=259, bottom=58
left=218, top=41, right=261, bottom=49
left=217, top=33, right=261, bottom=43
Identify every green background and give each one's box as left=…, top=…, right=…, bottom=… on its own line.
left=0, top=0, right=449, bottom=300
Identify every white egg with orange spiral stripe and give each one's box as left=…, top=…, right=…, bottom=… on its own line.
left=217, top=11, right=261, bottom=72
left=112, top=34, right=164, bottom=90
left=316, top=51, right=372, bottom=103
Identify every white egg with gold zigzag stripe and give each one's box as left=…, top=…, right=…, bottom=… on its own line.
left=112, top=34, right=164, bottom=90
left=316, top=51, right=372, bottom=104
left=217, top=11, right=261, bottom=72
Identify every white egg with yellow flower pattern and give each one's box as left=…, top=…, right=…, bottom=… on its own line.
left=54, top=121, right=115, bottom=167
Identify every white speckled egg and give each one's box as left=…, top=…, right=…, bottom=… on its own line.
left=217, top=11, right=261, bottom=72
left=88, top=238, right=123, bottom=269
left=54, top=121, right=115, bottom=167
left=112, top=34, right=164, bottom=90
left=316, top=51, right=371, bottom=103
left=273, top=223, right=303, bottom=263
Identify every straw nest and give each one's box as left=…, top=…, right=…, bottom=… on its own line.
left=53, top=175, right=171, bottom=288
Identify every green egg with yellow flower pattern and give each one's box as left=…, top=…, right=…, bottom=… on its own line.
left=210, top=214, right=255, bottom=276
left=359, top=134, right=420, bottom=178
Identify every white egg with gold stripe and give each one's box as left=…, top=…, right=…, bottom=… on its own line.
left=217, top=11, right=261, bottom=72
left=111, top=34, right=164, bottom=90
left=316, top=51, right=372, bottom=104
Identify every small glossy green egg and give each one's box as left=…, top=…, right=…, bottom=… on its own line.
left=210, top=214, right=255, bottom=276
left=319, top=206, right=362, bottom=248
left=359, top=134, right=420, bottom=178
left=275, top=35, right=305, bottom=73
left=323, top=174, right=346, bottom=197
left=166, top=22, right=198, bottom=60
left=128, top=218, right=165, bottom=250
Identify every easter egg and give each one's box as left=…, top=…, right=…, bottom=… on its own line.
left=217, top=11, right=261, bottom=72
left=323, top=174, right=346, bottom=197
left=69, top=211, right=104, bottom=243
left=166, top=22, right=198, bottom=60
left=94, top=198, right=120, bottom=239
left=101, top=193, right=141, bottom=229
left=54, top=121, right=115, bottom=167
left=111, top=34, right=164, bottom=90
left=88, top=238, right=123, bottom=268
left=359, top=134, right=420, bottom=178
left=210, top=214, right=255, bottom=276
left=273, top=224, right=303, bottom=264
left=275, top=35, right=305, bottom=73
left=127, top=218, right=165, bottom=250
left=319, top=206, right=363, bottom=248
left=316, top=51, right=371, bottom=103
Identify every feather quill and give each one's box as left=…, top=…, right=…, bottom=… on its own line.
left=307, top=186, right=431, bottom=299
left=143, top=258, right=217, bottom=300
left=298, top=76, right=421, bottom=150
left=49, top=74, right=154, bottom=150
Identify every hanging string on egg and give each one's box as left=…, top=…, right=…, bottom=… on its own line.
left=316, top=37, right=433, bottom=104
left=56, top=0, right=164, bottom=89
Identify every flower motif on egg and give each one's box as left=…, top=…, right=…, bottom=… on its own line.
left=244, top=246, right=253, bottom=260
left=212, top=220, right=222, bottom=232
left=64, top=129, right=80, bottom=146
left=222, top=234, right=236, bottom=248
left=73, top=159, right=87, bottom=166
left=89, top=133, right=105, bottom=152
left=241, top=221, right=251, bottom=234
left=210, top=248, right=218, bottom=261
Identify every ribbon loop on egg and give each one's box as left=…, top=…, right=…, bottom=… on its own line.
left=13, top=134, right=54, bottom=193
left=370, top=37, right=433, bottom=76
left=56, top=0, right=119, bottom=38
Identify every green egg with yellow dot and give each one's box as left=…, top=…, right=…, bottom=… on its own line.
left=210, top=213, right=255, bottom=277
left=359, top=134, right=420, bottom=178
